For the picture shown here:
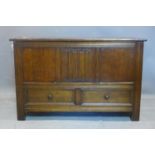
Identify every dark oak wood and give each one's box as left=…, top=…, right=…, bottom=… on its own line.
left=25, top=83, right=133, bottom=108
left=82, top=89, right=132, bottom=103
left=22, top=47, right=135, bottom=82
left=25, top=105, right=132, bottom=113
left=11, top=38, right=146, bottom=121
left=74, top=88, right=82, bottom=105
left=131, top=42, right=144, bottom=121
left=14, top=45, right=26, bottom=120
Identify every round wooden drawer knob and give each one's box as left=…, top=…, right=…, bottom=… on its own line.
left=48, top=94, right=53, bottom=100
left=104, top=95, right=110, bottom=100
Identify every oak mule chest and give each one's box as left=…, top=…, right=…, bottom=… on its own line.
left=10, top=38, right=146, bottom=121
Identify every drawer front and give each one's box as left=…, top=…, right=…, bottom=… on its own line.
left=82, top=89, right=132, bottom=104
left=25, top=83, right=133, bottom=107
left=25, top=84, right=133, bottom=113
left=26, top=88, right=74, bottom=105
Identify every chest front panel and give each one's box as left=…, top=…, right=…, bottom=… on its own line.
left=22, top=46, right=136, bottom=82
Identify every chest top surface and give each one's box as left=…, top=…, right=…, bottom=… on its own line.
left=10, top=38, right=147, bottom=42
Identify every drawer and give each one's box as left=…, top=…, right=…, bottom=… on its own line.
left=25, top=83, right=133, bottom=107
left=82, top=89, right=132, bottom=104
left=26, top=87, right=74, bottom=105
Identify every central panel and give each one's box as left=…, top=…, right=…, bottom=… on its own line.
left=23, top=47, right=135, bottom=82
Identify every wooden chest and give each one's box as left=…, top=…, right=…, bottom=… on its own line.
left=10, top=38, right=146, bottom=121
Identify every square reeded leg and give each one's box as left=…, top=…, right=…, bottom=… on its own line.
left=17, top=113, right=26, bottom=121
left=130, top=112, right=140, bottom=121
left=17, top=116, right=26, bottom=121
